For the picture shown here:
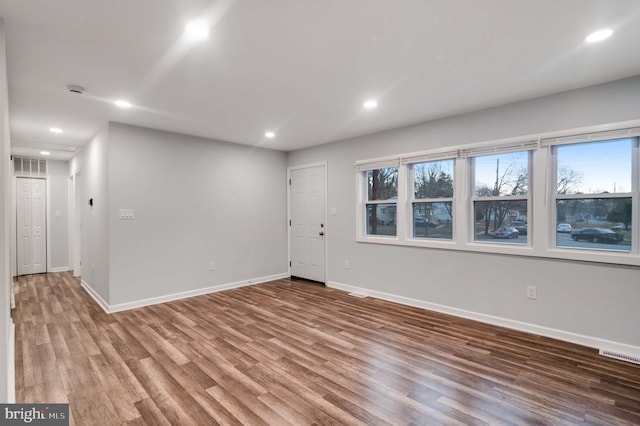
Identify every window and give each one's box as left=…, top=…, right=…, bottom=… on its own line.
left=554, top=138, right=635, bottom=252
left=472, top=151, right=529, bottom=244
left=410, top=159, right=454, bottom=239
left=365, top=166, right=398, bottom=236
left=354, top=123, right=640, bottom=266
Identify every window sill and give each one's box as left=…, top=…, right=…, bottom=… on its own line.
left=356, top=235, right=640, bottom=267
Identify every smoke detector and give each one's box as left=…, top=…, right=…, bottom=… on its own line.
left=67, top=84, right=85, bottom=94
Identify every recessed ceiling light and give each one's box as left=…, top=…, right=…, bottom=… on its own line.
left=40, top=151, right=51, bottom=156
left=49, top=127, right=63, bottom=133
left=265, top=131, right=275, bottom=139
left=185, top=21, right=210, bottom=41
left=585, top=28, right=613, bottom=43
left=363, top=99, right=378, bottom=109
left=114, top=99, right=131, bottom=108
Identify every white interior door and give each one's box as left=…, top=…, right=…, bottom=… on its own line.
left=290, top=165, right=326, bottom=283
left=16, top=177, right=47, bottom=275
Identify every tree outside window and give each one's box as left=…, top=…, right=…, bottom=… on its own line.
left=366, top=167, right=398, bottom=236
left=473, top=151, right=529, bottom=244
left=411, top=159, right=454, bottom=239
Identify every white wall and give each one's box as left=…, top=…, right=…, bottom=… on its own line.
left=0, top=18, right=13, bottom=402
left=47, top=160, right=69, bottom=271
left=72, top=122, right=288, bottom=307
left=287, top=75, right=640, bottom=351
left=71, top=126, right=110, bottom=304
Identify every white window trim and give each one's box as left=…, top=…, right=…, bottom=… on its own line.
left=459, top=140, right=538, bottom=158
left=541, top=126, right=640, bottom=147
left=354, top=156, right=399, bottom=172
left=356, top=164, right=400, bottom=241
left=355, top=118, right=640, bottom=267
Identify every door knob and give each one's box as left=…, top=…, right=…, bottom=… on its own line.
left=319, top=231, right=325, bottom=236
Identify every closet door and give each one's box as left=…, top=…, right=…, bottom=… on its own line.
left=17, top=178, right=47, bottom=275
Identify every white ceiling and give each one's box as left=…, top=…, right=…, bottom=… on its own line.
left=2, top=0, right=640, bottom=159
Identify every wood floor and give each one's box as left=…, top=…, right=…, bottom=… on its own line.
left=13, top=272, right=640, bottom=425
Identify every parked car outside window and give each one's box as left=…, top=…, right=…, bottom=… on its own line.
left=493, top=227, right=519, bottom=239
left=570, top=228, right=623, bottom=244
left=414, top=217, right=438, bottom=228
left=557, top=223, right=572, bottom=233
left=509, top=221, right=527, bottom=235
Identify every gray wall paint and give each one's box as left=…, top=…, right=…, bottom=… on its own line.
left=48, top=160, right=69, bottom=270
left=105, top=123, right=287, bottom=305
left=287, top=75, right=640, bottom=347
left=71, top=126, right=110, bottom=303
left=0, top=18, right=11, bottom=402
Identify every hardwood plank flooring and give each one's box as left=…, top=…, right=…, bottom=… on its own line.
left=13, top=272, right=640, bottom=425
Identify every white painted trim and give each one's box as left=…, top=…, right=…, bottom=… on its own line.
left=80, top=279, right=109, bottom=313
left=82, top=273, right=289, bottom=314
left=7, top=320, right=14, bottom=403
left=67, top=174, right=74, bottom=279
left=49, top=266, right=70, bottom=273
left=45, top=176, right=51, bottom=276
left=327, top=280, right=640, bottom=360
left=71, top=171, right=81, bottom=277
left=10, top=175, right=15, bottom=278
left=288, top=161, right=328, bottom=171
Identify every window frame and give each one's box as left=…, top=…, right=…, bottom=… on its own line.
left=468, top=149, right=532, bottom=246
left=407, top=157, right=456, bottom=241
left=356, top=158, right=400, bottom=240
left=549, top=136, right=639, bottom=254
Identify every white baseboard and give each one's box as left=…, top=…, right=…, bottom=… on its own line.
left=82, top=273, right=289, bottom=314
left=327, top=280, right=640, bottom=360
left=49, top=266, right=71, bottom=273
left=81, top=280, right=110, bottom=313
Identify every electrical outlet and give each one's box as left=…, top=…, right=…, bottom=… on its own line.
left=527, top=285, right=537, bottom=300
left=209, top=261, right=215, bottom=271
left=344, top=260, right=350, bottom=269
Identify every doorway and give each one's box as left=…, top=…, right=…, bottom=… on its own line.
left=16, top=177, right=47, bottom=275
left=289, top=164, right=326, bottom=283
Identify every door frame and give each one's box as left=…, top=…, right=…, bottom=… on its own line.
left=70, top=171, right=82, bottom=277
left=45, top=177, right=52, bottom=274
left=287, top=161, right=328, bottom=283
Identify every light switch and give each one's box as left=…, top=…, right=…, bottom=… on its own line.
left=119, top=209, right=135, bottom=220
left=330, top=207, right=337, bottom=216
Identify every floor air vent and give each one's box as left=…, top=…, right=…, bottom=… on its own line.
left=599, top=349, right=640, bottom=365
